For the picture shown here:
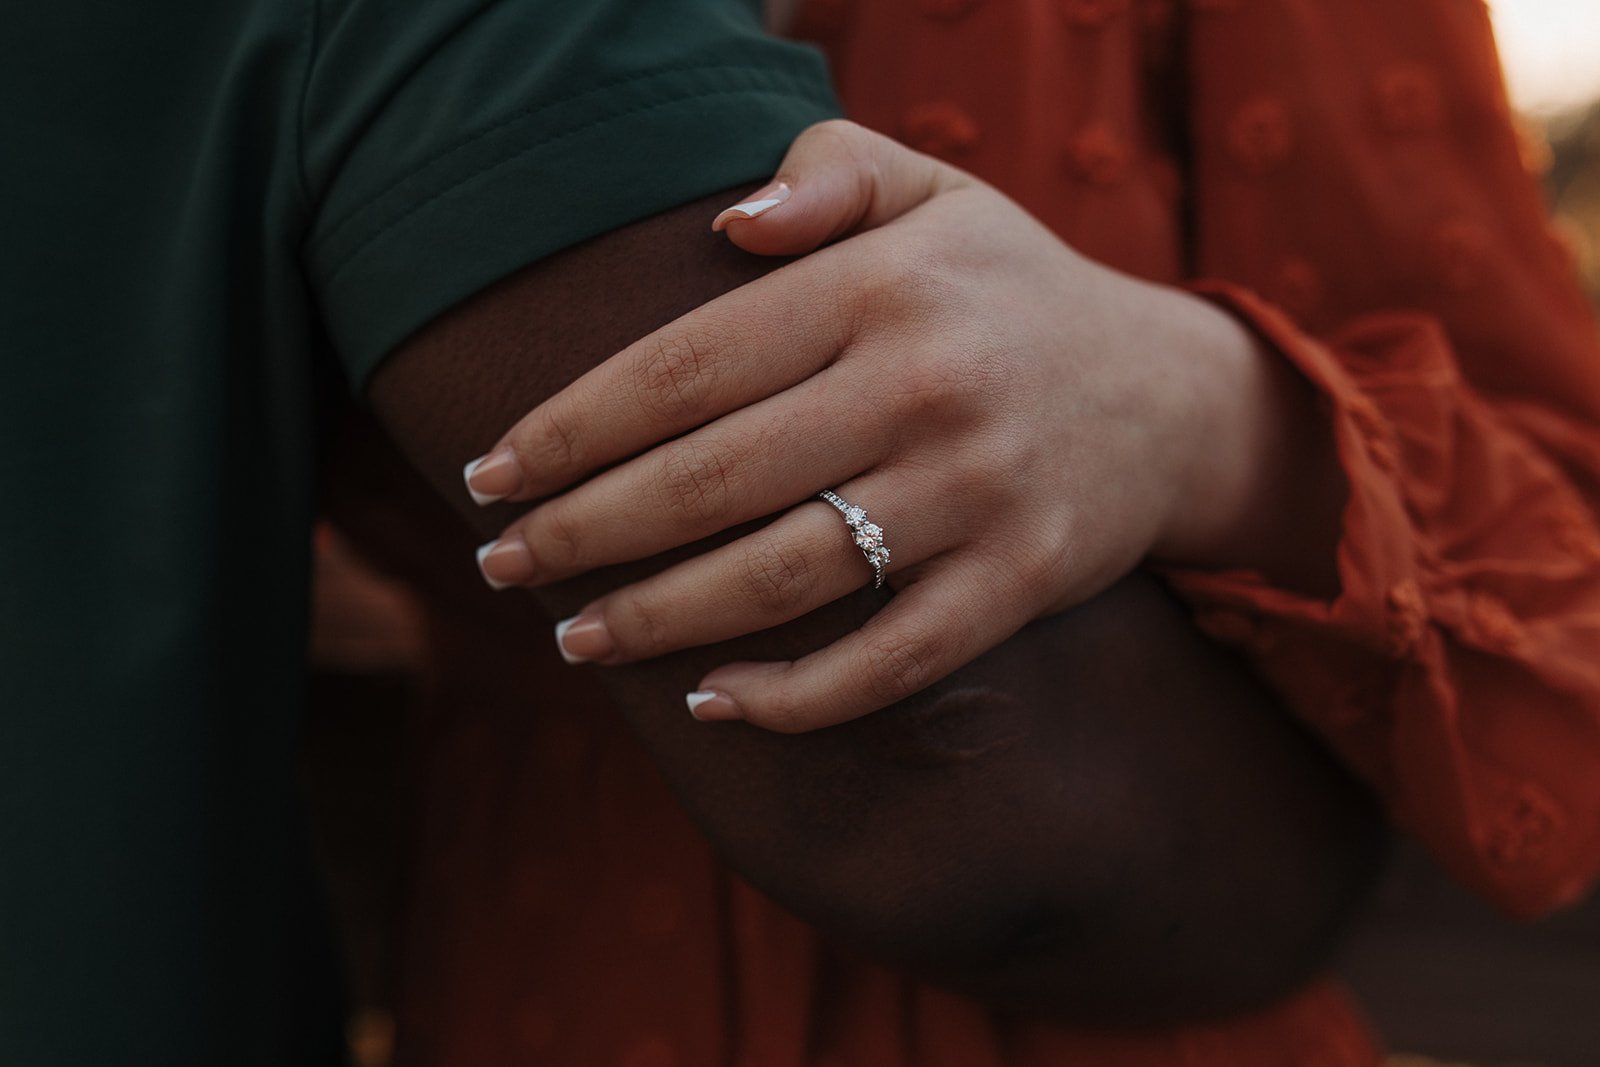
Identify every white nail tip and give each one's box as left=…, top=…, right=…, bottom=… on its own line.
left=476, top=541, right=514, bottom=591
left=685, top=691, right=719, bottom=716
left=554, top=615, right=588, bottom=665
left=726, top=197, right=785, bottom=219
left=463, top=457, right=506, bottom=506
left=712, top=183, right=791, bottom=230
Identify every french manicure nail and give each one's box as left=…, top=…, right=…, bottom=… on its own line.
left=686, top=690, right=742, bottom=721
left=555, top=613, right=613, bottom=665
left=476, top=537, right=534, bottom=590
left=711, top=182, right=791, bottom=232
left=463, top=449, right=521, bottom=506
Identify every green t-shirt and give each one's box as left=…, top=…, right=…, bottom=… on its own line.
left=0, top=1, right=837, bottom=1061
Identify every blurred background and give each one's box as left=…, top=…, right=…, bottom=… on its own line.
left=1502, top=0, right=1600, bottom=309
left=305, top=4, right=1600, bottom=1066
left=1334, top=10, right=1600, bottom=1067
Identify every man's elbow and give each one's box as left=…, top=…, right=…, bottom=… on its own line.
left=711, top=678, right=1385, bottom=1027
left=771, top=787, right=1384, bottom=1027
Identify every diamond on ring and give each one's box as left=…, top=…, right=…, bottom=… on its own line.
left=818, top=489, right=891, bottom=589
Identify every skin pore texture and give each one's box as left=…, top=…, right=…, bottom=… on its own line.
left=366, top=185, right=1384, bottom=1026
left=463, top=123, right=1349, bottom=731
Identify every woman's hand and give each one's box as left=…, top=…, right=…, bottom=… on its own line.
left=464, top=120, right=1339, bottom=731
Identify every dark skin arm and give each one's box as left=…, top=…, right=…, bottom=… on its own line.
left=366, top=186, right=1384, bottom=1026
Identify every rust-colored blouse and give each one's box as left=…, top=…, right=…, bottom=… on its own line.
left=807, top=0, right=1600, bottom=916
left=394, top=1, right=1600, bottom=1063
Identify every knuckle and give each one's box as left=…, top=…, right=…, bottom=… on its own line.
left=859, top=628, right=945, bottom=705
left=995, top=531, right=1057, bottom=593
left=993, top=417, right=1044, bottom=468
left=633, top=330, right=720, bottom=425
left=851, top=251, right=960, bottom=350
left=866, top=234, right=956, bottom=302
left=800, top=119, right=877, bottom=175
left=804, top=117, right=868, bottom=147
left=753, top=687, right=814, bottom=735
left=606, top=593, right=670, bottom=656
left=519, top=403, right=581, bottom=473
left=887, top=349, right=973, bottom=419
left=736, top=538, right=818, bottom=616
left=533, top=506, right=583, bottom=570
left=958, top=433, right=1034, bottom=494
left=1030, top=523, right=1080, bottom=591
left=655, top=438, right=737, bottom=521
left=837, top=240, right=938, bottom=341
left=962, top=333, right=1023, bottom=394
left=857, top=240, right=919, bottom=300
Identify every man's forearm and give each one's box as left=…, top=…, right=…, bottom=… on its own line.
left=369, top=187, right=1384, bottom=1025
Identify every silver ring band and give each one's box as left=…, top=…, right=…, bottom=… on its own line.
left=817, top=488, right=890, bottom=589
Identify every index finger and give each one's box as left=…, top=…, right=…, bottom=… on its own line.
left=464, top=256, right=858, bottom=505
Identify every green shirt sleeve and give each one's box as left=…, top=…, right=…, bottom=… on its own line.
left=300, top=0, right=841, bottom=390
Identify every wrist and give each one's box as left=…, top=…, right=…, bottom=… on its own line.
left=1150, top=290, right=1345, bottom=597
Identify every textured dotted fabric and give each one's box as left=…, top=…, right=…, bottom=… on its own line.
left=394, top=1, right=1600, bottom=1063
left=812, top=0, right=1600, bottom=922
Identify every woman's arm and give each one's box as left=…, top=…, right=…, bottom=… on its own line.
left=461, top=123, right=1349, bottom=731
left=459, top=0, right=1600, bottom=924
left=367, top=186, right=1384, bottom=1025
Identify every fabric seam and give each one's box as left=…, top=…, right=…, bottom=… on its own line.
left=293, top=0, right=322, bottom=211
left=318, top=81, right=833, bottom=285
left=311, top=62, right=827, bottom=254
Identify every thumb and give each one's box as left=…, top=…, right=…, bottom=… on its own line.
left=710, top=119, right=973, bottom=256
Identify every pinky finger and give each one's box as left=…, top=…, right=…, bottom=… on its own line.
left=687, top=554, right=1034, bottom=733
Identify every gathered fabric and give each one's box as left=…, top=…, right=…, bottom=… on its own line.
left=394, top=1, right=1599, bottom=1063
left=810, top=0, right=1600, bottom=922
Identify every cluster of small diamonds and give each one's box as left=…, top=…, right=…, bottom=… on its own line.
left=821, top=491, right=890, bottom=589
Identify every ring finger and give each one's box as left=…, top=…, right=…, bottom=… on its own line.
left=551, top=471, right=962, bottom=665
left=479, top=363, right=891, bottom=588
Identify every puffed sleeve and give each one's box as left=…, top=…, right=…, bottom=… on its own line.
left=1157, top=0, right=1600, bottom=918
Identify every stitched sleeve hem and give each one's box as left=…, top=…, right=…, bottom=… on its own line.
left=308, top=65, right=839, bottom=392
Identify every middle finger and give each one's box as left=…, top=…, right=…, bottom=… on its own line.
left=482, top=363, right=894, bottom=587
left=551, top=467, right=964, bottom=665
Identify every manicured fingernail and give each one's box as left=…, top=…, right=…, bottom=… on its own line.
left=555, top=613, right=613, bottom=664
left=464, top=449, right=521, bottom=506
left=711, top=182, right=791, bottom=232
left=686, top=690, right=742, bottom=721
left=476, top=537, right=534, bottom=590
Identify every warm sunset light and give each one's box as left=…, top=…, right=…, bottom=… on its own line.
left=1490, top=0, right=1600, bottom=113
